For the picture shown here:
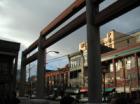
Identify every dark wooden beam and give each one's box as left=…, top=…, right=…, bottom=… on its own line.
left=24, top=52, right=38, bottom=65
left=95, top=0, right=140, bottom=26
left=42, top=0, right=140, bottom=49
left=23, top=0, right=86, bottom=55
left=23, top=40, right=38, bottom=56
left=40, top=0, right=86, bottom=37
left=42, top=12, right=86, bottom=49
left=24, top=0, right=139, bottom=60
left=40, top=0, right=104, bottom=37
left=86, top=0, right=101, bottom=102
left=23, top=0, right=104, bottom=55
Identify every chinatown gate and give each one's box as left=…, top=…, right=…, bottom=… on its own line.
left=19, top=0, right=140, bottom=103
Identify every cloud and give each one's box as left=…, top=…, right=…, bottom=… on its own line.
left=0, top=0, right=75, bottom=49
left=101, top=6, right=140, bottom=35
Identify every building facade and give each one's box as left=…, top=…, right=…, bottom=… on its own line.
left=101, top=30, right=140, bottom=49
left=68, top=51, right=84, bottom=88
left=45, top=66, right=69, bottom=95
left=102, top=43, right=140, bottom=93
left=68, top=42, right=113, bottom=88
left=0, top=39, right=20, bottom=96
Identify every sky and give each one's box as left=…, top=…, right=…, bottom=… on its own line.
left=0, top=0, right=140, bottom=76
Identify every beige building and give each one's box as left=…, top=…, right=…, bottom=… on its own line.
left=101, top=30, right=140, bottom=49
left=68, top=42, right=113, bottom=88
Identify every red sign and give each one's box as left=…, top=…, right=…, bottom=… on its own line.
left=80, top=87, right=88, bottom=92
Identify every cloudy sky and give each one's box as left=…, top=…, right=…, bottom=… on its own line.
left=0, top=0, right=140, bottom=73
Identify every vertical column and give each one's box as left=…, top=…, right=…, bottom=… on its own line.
left=81, top=51, right=85, bottom=87
left=112, top=59, right=117, bottom=89
left=86, top=0, right=101, bottom=103
left=37, top=36, right=46, bottom=98
left=13, top=54, right=18, bottom=92
left=135, top=53, right=140, bottom=89
left=19, top=52, right=26, bottom=96
left=103, top=71, right=105, bottom=100
left=122, top=58, right=126, bottom=93
left=65, top=72, right=68, bottom=87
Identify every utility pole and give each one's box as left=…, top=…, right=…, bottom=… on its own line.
left=19, top=52, right=26, bottom=97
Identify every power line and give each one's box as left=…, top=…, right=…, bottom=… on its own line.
left=101, top=31, right=140, bottom=47
left=46, top=32, right=140, bottom=64
left=46, top=54, right=68, bottom=63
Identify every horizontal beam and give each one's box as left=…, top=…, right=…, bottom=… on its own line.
left=23, top=0, right=139, bottom=62
left=23, top=40, right=38, bottom=56
left=40, top=0, right=86, bottom=37
left=40, top=0, right=104, bottom=37
left=23, top=0, right=86, bottom=55
left=24, top=52, right=38, bottom=65
left=95, top=0, right=140, bottom=26
left=42, top=12, right=86, bottom=49
left=23, top=0, right=104, bottom=56
left=42, top=0, right=140, bottom=49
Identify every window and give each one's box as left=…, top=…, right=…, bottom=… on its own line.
left=136, top=35, right=140, bottom=42
left=138, top=57, right=140, bottom=67
left=131, top=56, right=135, bottom=68
left=116, top=61, right=122, bottom=71
left=0, top=63, right=8, bottom=74
left=110, top=63, right=113, bottom=72
left=70, top=70, right=80, bottom=79
left=127, top=39, right=130, bottom=44
left=125, top=57, right=131, bottom=70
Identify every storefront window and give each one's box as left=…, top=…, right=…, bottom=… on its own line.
left=110, top=63, right=113, bottom=72
left=131, top=56, right=135, bottom=68
left=138, top=57, right=140, bottom=67
left=125, top=57, right=131, bottom=70
left=116, top=60, right=122, bottom=71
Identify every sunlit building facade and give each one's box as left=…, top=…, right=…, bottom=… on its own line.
left=45, top=66, right=69, bottom=94
left=101, top=30, right=140, bottom=49
left=102, top=43, right=140, bottom=93
left=68, top=42, right=113, bottom=88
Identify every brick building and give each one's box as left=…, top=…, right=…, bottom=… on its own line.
left=45, top=65, right=69, bottom=95
left=102, top=43, right=140, bottom=93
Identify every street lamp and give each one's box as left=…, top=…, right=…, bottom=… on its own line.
left=46, top=51, right=59, bottom=54
left=46, top=51, right=59, bottom=64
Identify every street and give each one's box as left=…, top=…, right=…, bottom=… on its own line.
left=18, top=97, right=60, bottom=104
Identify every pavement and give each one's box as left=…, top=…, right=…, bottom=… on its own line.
left=18, top=97, right=59, bottom=104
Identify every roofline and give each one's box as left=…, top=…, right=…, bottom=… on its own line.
left=102, top=43, right=140, bottom=61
